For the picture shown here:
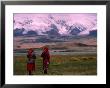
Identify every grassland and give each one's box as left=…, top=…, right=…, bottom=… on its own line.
left=14, top=54, right=97, bottom=75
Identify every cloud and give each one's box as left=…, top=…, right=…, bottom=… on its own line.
left=14, top=13, right=97, bottom=35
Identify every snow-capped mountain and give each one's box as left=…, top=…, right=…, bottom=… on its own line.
left=14, top=14, right=97, bottom=36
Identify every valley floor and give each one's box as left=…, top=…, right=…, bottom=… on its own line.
left=14, top=54, right=97, bottom=75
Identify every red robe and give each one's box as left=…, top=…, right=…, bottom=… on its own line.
left=41, top=50, right=50, bottom=70
left=27, top=52, right=36, bottom=71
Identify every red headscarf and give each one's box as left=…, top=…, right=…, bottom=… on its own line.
left=43, top=47, right=49, bottom=52
left=28, top=48, right=34, bottom=56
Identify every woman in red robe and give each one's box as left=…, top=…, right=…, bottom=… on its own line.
left=27, top=48, right=36, bottom=75
left=41, top=47, right=50, bottom=74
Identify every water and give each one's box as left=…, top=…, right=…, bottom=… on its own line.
left=14, top=51, right=97, bottom=56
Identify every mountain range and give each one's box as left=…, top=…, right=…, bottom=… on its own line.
left=14, top=24, right=97, bottom=37
left=14, top=14, right=97, bottom=37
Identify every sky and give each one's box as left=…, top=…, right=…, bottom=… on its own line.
left=14, top=13, right=97, bottom=35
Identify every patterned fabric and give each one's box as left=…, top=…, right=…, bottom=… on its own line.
left=27, top=49, right=36, bottom=71
left=41, top=47, right=50, bottom=71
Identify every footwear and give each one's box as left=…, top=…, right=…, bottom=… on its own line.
left=44, top=70, right=47, bottom=74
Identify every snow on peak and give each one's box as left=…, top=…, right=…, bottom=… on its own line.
left=14, top=13, right=97, bottom=35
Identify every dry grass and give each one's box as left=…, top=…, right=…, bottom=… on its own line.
left=14, top=55, right=97, bottom=75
